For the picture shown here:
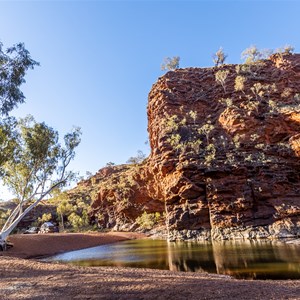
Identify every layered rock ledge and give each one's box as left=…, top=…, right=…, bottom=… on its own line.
left=71, top=53, right=300, bottom=240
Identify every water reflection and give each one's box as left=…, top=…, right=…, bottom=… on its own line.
left=211, top=240, right=300, bottom=279
left=47, top=239, right=300, bottom=280
left=166, top=241, right=216, bottom=273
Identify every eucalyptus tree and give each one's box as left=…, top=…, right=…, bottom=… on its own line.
left=0, top=116, right=81, bottom=245
left=0, top=42, right=39, bottom=172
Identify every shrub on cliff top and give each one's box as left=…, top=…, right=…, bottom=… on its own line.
left=241, top=45, right=272, bottom=63
left=161, top=56, right=180, bottom=71
left=212, top=47, right=227, bottom=66
left=276, top=44, right=294, bottom=55
left=126, top=150, right=146, bottom=165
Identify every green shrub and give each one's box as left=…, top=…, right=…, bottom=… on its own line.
left=215, top=70, right=229, bottom=92
left=136, top=212, right=161, bottom=230
left=234, top=75, right=246, bottom=92
left=37, top=213, right=52, bottom=225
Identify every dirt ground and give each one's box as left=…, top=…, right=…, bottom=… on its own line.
left=2, top=232, right=145, bottom=259
left=0, top=233, right=299, bottom=300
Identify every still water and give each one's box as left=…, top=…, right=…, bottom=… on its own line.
left=47, top=239, right=300, bottom=280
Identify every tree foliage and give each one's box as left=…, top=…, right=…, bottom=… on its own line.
left=161, top=56, right=180, bottom=71
left=0, top=117, right=18, bottom=174
left=37, top=213, right=52, bottom=225
left=241, top=45, right=272, bottom=63
left=212, top=47, right=227, bottom=66
left=68, top=211, right=89, bottom=230
left=55, top=191, right=90, bottom=231
left=0, top=42, right=39, bottom=116
left=126, top=150, right=146, bottom=165
left=0, top=42, right=38, bottom=174
left=0, top=116, right=81, bottom=241
left=136, top=211, right=161, bottom=230
left=276, top=45, right=295, bottom=56
left=215, top=70, right=229, bottom=93
left=241, top=45, right=262, bottom=63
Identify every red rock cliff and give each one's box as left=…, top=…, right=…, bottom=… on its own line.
left=73, top=53, right=300, bottom=240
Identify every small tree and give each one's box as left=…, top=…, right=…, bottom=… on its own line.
left=276, top=45, right=295, bottom=56
left=56, top=193, right=74, bottom=231
left=37, top=213, right=52, bottom=225
left=126, top=150, right=146, bottom=165
left=136, top=211, right=161, bottom=230
left=0, top=116, right=81, bottom=244
left=241, top=45, right=262, bottom=63
left=198, top=122, right=214, bottom=144
left=67, top=213, right=81, bottom=230
left=235, top=75, right=246, bottom=92
left=189, top=110, right=197, bottom=125
left=241, top=45, right=272, bottom=63
left=215, top=70, right=229, bottom=93
left=212, top=47, right=227, bottom=66
left=250, top=82, right=264, bottom=100
left=161, top=56, right=180, bottom=71
left=282, top=45, right=294, bottom=54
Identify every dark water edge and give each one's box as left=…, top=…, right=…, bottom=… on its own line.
left=45, top=239, right=300, bottom=280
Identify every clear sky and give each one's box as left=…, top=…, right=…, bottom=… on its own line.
left=0, top=0, right=299, bottom=198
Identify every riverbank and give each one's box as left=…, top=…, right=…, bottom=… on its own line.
left=0, top=233, right=299, bottom=299
left=2, top=232, right=145, bottom=258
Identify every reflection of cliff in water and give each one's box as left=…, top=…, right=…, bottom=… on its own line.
left=211, top=240, right=300, bottom=279
left=166, top=241, right=216, bottom=273
left=165, top=240, right=300, bottom=279
left=48, top=239, right=300, bottom=280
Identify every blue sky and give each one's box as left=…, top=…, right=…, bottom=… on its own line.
left=0, top=0, right=299, bottom=198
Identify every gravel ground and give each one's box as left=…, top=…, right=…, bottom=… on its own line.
left=0, top=233, right=299, bottom=300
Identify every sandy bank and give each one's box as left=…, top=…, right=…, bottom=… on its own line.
left=1, top=232, right=145, bottom=258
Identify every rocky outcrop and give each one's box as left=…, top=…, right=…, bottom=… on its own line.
left=75, top=53, right=300, bottom=240
left=69, top=165, right=165, bottom=232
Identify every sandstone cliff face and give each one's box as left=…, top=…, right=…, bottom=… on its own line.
left=75, top=53, right=300, bottom=240
left=70, top=165, right=165, bottom=232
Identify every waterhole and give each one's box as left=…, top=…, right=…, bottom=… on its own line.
left=46, top=239, right=300, bottom=280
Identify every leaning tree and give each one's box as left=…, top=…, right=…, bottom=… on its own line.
left=0, top=116, right=81, bottom=247
left=0, top=42, right=81, bottom=250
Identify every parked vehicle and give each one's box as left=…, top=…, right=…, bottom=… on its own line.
left=23, top=226, right=39, bottom=234
left=38, top=222, right=59, bottom=233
